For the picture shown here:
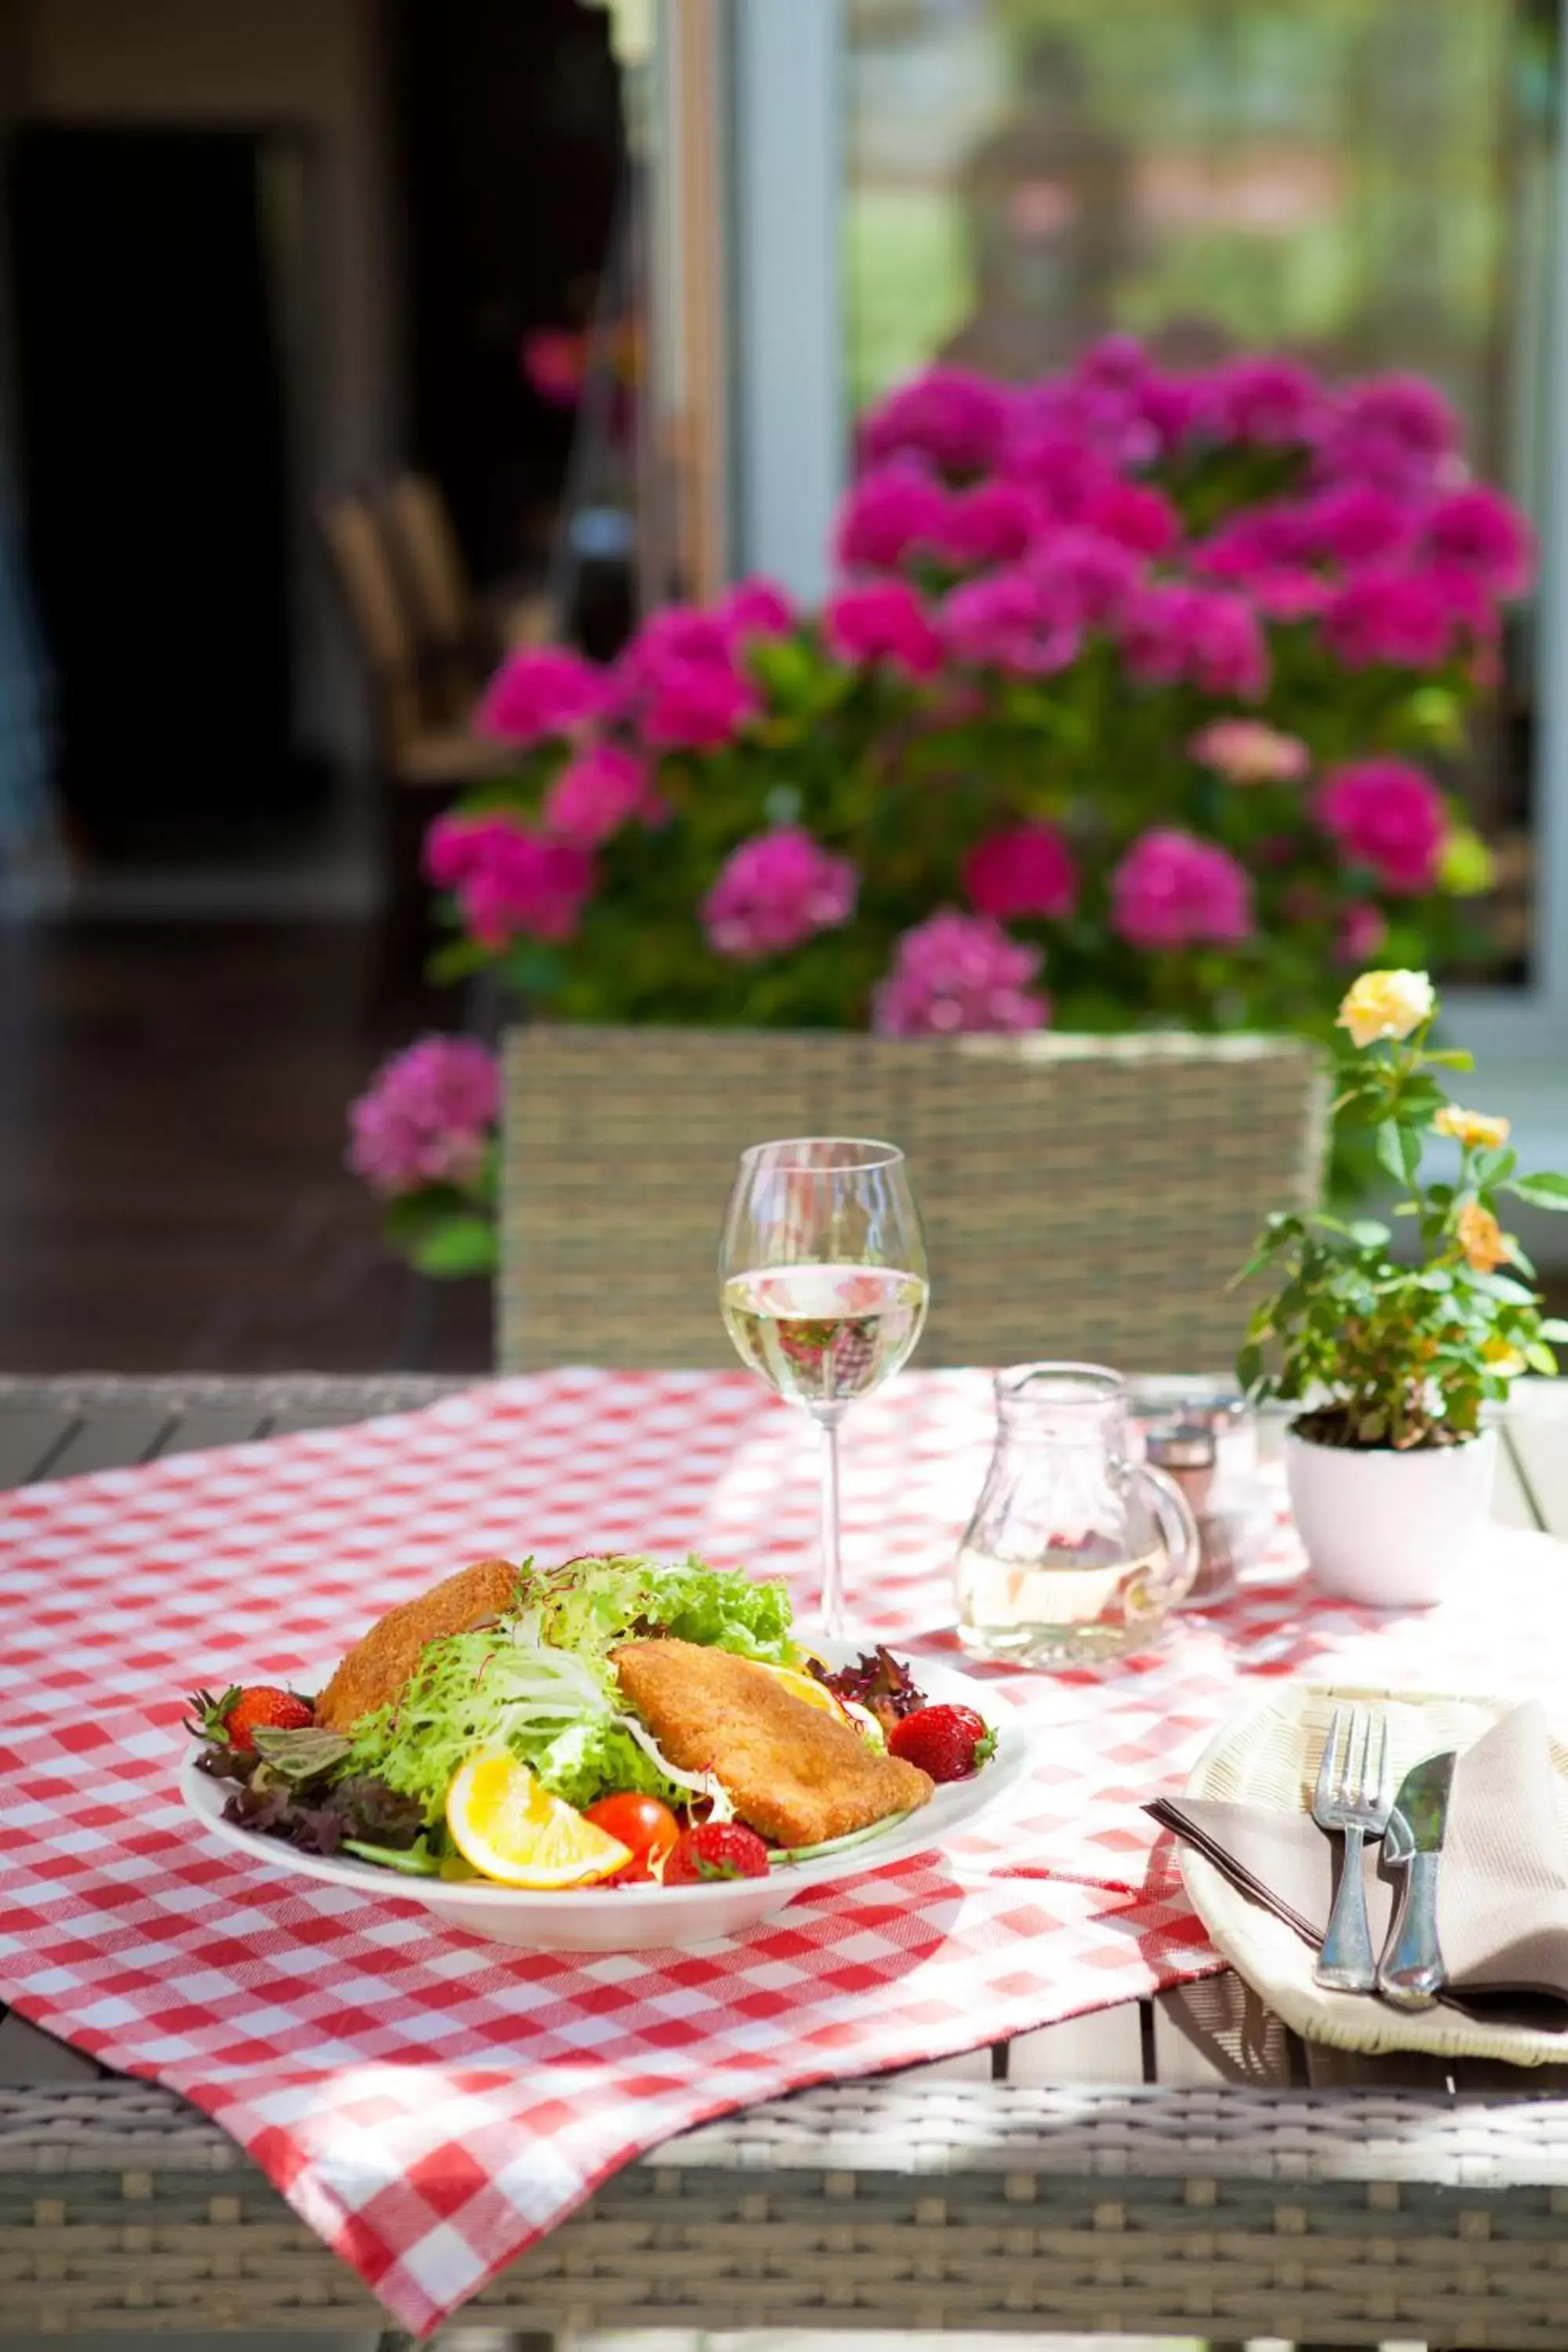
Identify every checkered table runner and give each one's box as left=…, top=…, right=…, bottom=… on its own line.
left=0, top=1371, right=1560, bottom=2336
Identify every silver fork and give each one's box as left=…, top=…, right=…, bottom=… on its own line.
left=1311, top=1704, right=1394, bottom=1993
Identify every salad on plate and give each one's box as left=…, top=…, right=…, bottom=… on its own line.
left=187, top=1554, right=996, bottom=1891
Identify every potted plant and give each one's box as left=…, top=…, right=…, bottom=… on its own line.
left=1236, top=968, right=1568, bottom=1605
left=348, top=339, right=1533, bottom=1272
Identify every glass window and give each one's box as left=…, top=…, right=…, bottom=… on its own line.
left=844, top=0, right=1561, bottom=979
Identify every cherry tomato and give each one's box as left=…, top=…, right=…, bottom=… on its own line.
left=583, top=1793, right=682, bottom=1882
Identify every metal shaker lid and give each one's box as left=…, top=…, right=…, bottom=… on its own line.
left=1144, top=1420, right=1218, bottom=1472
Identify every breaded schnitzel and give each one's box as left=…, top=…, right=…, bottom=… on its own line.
left=315, top=1558, right=520, bottom=1732
left=613, top=1637, right=932, bottom=1846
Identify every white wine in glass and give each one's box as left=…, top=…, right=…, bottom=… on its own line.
left=719, top=1138, right=929, bottom=1638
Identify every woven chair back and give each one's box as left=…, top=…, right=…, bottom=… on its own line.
left=499, top=1025, right=1327, bottom=1373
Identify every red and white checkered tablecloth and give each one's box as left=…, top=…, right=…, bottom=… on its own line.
left=0, top=1370, right=1563, bottom=2336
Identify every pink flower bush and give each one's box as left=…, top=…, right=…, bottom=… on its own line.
left=1322, top=568, right=1455, bottom=670
left=1316, top=759, right=1447, bottom=895
left=641, top=661, right=759, bottom=751
left=1322, top=376, right=1459, bottom=492
left=542, top=743, right=650, bottom=848
left=702, top=828, right=858, bottom=959
left=861, top=366, right=1014, bottom=477
left=873, top=912, right=1048, bottom=1035
left=1121, top=584, right=1269, bottom=699
left=935, top=479, right=1042, bottom=568
left=721, top=577, right=796, bottom=644
left=397, top=343, right=1524, bottom=1105
left=823, top=580, right=944, bottom=677
left=942, top=568, right=1080, bottom=677
left=1426, top=488, right=1535, bottom=598
left=348, top=1036, right=499, bottom=1197
left=964, top=822, right=1078, bottom=921
left=1190, top=718, right=1310, bottom=786
left=1081, top=480, right=1181, bottom=557
left=1029, top=528, right=1145, bottom=626
left=478, top=648, right=608, bottom=745
left=425, top=813, right=593, bottom=946
left=1335, top=902, right=1389, bottom=966
left=1111, top=829, right=1254, bottom=947
left=836, top=466, right=950, bottom=572
left=1200, top=357, right=1328, bottom=448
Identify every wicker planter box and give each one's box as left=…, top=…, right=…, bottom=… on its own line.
left=499, top=1025, right=1327, bottom=1374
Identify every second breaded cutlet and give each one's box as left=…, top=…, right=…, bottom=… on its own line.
left=612, top=1636, right=933, bottom=1846
left=314, top=1557, right=521, bottom=1732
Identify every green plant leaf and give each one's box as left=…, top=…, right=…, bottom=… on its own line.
left=1506, top=1172, right=1568, bottom=1210
left=408, top=1214, right=498, bottom=1279
left=1424, top=1048, right=1475, bottom=1071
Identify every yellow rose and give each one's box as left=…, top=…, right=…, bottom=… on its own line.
left=1457, top=1200, right=1510, bottom=1275
left=1483, top=1338, right=1527, bottom=1377
left=1336, top=969, right=1437, bottom=1050
left=1434, top=1105, right=1512, bottom=1150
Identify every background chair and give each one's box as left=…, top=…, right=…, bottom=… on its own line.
left=499, top=1025, right=1328, bottom=1373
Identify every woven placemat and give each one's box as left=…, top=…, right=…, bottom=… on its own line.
left=1181, top=1682, right=1568, bottom=2065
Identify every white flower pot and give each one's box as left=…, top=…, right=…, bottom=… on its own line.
left=1283, top=1423, right=1497, bottom=1608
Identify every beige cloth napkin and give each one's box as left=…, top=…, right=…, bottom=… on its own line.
left=1149, top=1700, right=1568, bottom=2020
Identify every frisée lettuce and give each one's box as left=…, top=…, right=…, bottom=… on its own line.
left=341, top=1552, right=797, bottom=1824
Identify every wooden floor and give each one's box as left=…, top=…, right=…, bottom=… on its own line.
left=0, top=918, right=492, bottom=1374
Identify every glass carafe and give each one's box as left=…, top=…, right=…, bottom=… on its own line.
left=956, top=1363, right=1200, bottom=1666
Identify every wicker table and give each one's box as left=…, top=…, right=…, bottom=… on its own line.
left=2, top=1374, right=1568, bottom=2349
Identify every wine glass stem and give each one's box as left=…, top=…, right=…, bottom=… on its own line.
left=818, top=1410, right=845, bottom=1640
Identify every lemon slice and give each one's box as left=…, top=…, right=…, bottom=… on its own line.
left=758, top=1662, right=848, bottom=1720
left=445, top=1754, right=633, bottom=1889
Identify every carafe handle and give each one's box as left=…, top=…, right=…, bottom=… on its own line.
left=1137, top=1462, right=1201, bottom=1608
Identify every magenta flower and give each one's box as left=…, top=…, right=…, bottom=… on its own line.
left=873, top=911, right=1049, bottom=1036
left=1335, top=902, right=1390, bottom=967
left=1316, top=759, right=1446, bottom=895
left=1081, top=479, right=1180, bottom=558
left=702, top=827, right=858, bottom=959
left=424, top=813, right=593, bottom=946
left=835, top=466, right=951, bottom=571
left=1302, top=483, right=1420, bottom=569
left=1425, top=487, right=1535, bottom=598
left=860, top=366, right=1015, bottom=477
left=1323, top=375, right=1458, bottom=491
left=942, top=568, right=1080, bottom=677
left=348, top=1036, right=500, bottom=1198
left=1250, top=568, right=1334, bottom=622
left=1121, top=584, right=1269, bottom=699
left=1029, top=527, right=1145, bottom=628
left=542, top=742, right=650, bottom=848
left=1111, top=829, right=1254, bottom=949
left=619, top=604, right=734, bottom=686
left=641, top=660, right=759, bottom=752
left=1190, top=718, right=1310, bottom=786
left=964, top=822, right=1078, bottom=921
left=1193, top=505, right=1316, bottom=581
left=1001, top=427, right=1118, bottom=522
left=477, top=647, right=608, bottom=746
left=721, top=577, right=797, bottom=644
left=1322, top=568, right=1455, bottom=670
left=823, top=579, right=944, bottom=678
left=1197, top=356, right=1327, bottom=448
left=935, top=479, right=1042, bottom=568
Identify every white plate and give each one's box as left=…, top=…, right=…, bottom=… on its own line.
left=180, top=1645, right=1030, bottom=1951
left=1179, top=1682, right=1568, bottom=2064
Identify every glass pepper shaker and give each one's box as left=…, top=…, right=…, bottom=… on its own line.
left=1144, top=1421, right=1237, bottom=1606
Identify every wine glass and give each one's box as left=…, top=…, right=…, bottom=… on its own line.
left=719, top=1138, right=928, bottom=1639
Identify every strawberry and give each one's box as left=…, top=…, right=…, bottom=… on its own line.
left=887, top=1702, right=996, bottom=1783
left=662, top=1821, right=771, bottom=1884
left=187, top=1685, right=314, bottom=1752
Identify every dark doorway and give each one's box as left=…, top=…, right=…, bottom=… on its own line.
left=394, top=0, right=627, bottom=596
left=10, top=125, right=307, bottom=860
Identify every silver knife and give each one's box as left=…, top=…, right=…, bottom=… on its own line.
left=1376, top=1750, right=1456, bottom=2010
